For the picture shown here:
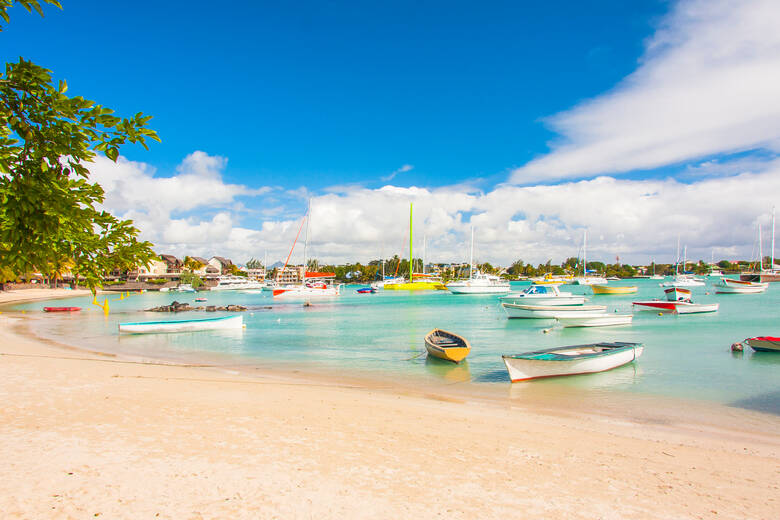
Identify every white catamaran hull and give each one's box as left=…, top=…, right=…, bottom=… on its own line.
left=446, top=282, right=511, bottom=294
left=556, top=314, right=633, bottom=327
left=118, top=315, right=243, bottom=334
left=502, top=303, right=607, bottom=319
left=502, top=345, right=644, bottom=382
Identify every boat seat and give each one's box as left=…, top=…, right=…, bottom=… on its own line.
left=434, top=341, right=460, bottom=347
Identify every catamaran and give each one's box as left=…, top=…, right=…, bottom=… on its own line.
left=384, top=203, right=446, bottom=290
left=273, top=199, right=342, bottom=298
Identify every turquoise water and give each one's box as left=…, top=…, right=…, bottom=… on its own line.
left=8, top=279, right=780, bottom=415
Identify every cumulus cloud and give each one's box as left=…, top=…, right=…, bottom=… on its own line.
left=89, top=151, right=779, bottom=266
left=511, top=0, right=780, bottom=183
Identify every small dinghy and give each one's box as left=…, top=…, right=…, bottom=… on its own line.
left=633, top=287, right=718, bottom=314
left=43, top=306, right=81, bottom=312
left=194, top=297, right=208, bottom=302
left=502, top=303, right=607, bottom=319
left=502, top=342, right=643, bottom=382
left=119, top=315, right=243, bottom=334
left=424, top=329, right=471, bottom=363
left=356, top=287, right=377, bottom=294
left=744, top=336, right=780, bottom=352
left=555, top=314, right=633, bottom=327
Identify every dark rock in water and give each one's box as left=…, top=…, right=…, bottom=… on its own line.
left=146, top=301, right=243, bottom=312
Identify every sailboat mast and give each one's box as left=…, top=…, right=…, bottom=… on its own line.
left=409, top=203, right=413, bottom=282
left=769, top=206, right=775, bottom=271
left=423, top=234, right=427, bottom=275
left=469, top=226, right=474, bottom=280
left=583, top=230, right=587, bottom=277
left=683, top=245, right=687, bottom=274
left=759, top=223, right=763, bottom=271
left=675, top=236, right=680, bottom=276
left=302, top=199, right=311, bottom=285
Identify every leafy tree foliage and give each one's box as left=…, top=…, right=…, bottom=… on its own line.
left=0, top=1, right=160, bottom=289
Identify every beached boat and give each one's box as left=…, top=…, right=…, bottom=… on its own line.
left=118, top=315, right=243, bottom=334
left=499, top=284, right=586, bottom=306
left=715, top=278, right=768, bottom=294
left=424, top=329, right=472, bottom=363
left=744, top=336, right=780, bottom=352
left=591, top=285, right=638, bottom=295
left=555, top=314, right=633, bottom=327
left=43, top=306, right=81, bottom=312
left=502, top=342, right=644, bottom=382
left=502, top=302, right=607, bottom=319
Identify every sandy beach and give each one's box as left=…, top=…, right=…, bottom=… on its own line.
left=0, top=290, right=778, bottom=519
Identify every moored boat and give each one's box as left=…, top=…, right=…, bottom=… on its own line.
left=43, top=306, right=81, bottom=312
left=118, top=315, right=243, bottom=334
left=502, top=342, right=644, bottom=382
left=502, top=303, right=607, bottom=319
left=499, top=284, right=586, bottom=306
left=744, top=336, right=780, bottom=352
left=424, top=328, right=472, bottom=363
left=591, top=285, right=638, bottom=295
left=356, top=287, right=377, bottom=294
left=715, top=278, right=768, bottom=294
left=555, top=314, right=633, bottom=327
left=673, top=302, right=719, bottom=314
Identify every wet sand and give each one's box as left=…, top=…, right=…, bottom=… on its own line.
left=0, top=291, right=779, bottom=518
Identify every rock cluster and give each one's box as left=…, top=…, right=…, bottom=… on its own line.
left=146, top=301, right=247, bottom=312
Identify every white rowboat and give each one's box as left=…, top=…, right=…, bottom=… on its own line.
left=502, top=342, right=644, bottom=382
left=118, top=315, right=243, bottom=334
left=715, top=279, right=768, bottom=294
left=555, top=314, right=633, bottom=327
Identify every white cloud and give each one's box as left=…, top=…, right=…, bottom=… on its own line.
left=90, top=151, right=780, bottom=267
left=511, top=0, right=780, bottom=183
left=381, top=164, right=414, bottom=182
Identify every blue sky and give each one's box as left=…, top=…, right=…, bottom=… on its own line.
left=4, top=1, right=666, bottom=188
left=3, top=0, right=780, bottom=265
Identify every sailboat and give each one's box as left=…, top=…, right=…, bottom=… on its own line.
left=660, top=241, right=704, bottom=287
left=384, top=203, right=446, bottom=290
left=573, top=230, right=607, bottom=285
left=273, top=199, right=342, bottom=298
left=446, top=226, right=510, bottom=294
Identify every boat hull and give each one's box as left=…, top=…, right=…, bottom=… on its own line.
left=118, top=315, right=243, bottom=334
left=424, top=328, right=471, bottom=363
left=43, top=306, right=81, bottom=312
left=273, top=285, right=342, bottom=298
left=556, top=314, right=633, bottom=327
left=384, top=281, right=446, bottom=290
left=745, top=336, right=780, bottom=352
left=591, top=285, right=638, bottom=295
left=715, top=279, right=768, bottom=294
left=673, top=302, right=719, bottom=314
left=446, top=283, right=510, bottom=294
left=502, top=342, right=643, bottom=382
left=499, top=295, right=586, bottom=306
left=502, top=303, right=607, bottom=319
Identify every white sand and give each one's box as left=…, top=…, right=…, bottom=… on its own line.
left=0, top=292, right=778, bottom=519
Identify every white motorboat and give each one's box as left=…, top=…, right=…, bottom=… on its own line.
left=502, top=302, right=607, bottom=319
left=118, top=315, right=243, bottom=334
left=446, top=226, right=511, bottom=294
left=502, top=342, right=644, bottom=382
left=499, top=284, right=586, bottom=306
left=660, top=275, right=705, bottom=287
left=573, top=276, right=609, bottom=285
left=715, top=278, right=768, bottom=294
left=210, top=275, right=267, bottom=291
left=556, top=314, right=633, bottom=327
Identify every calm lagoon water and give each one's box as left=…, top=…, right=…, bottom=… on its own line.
left=9, top=279, right=780, bottom=416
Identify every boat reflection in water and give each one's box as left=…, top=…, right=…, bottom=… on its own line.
left=424, top=357, right=472, bottom=383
